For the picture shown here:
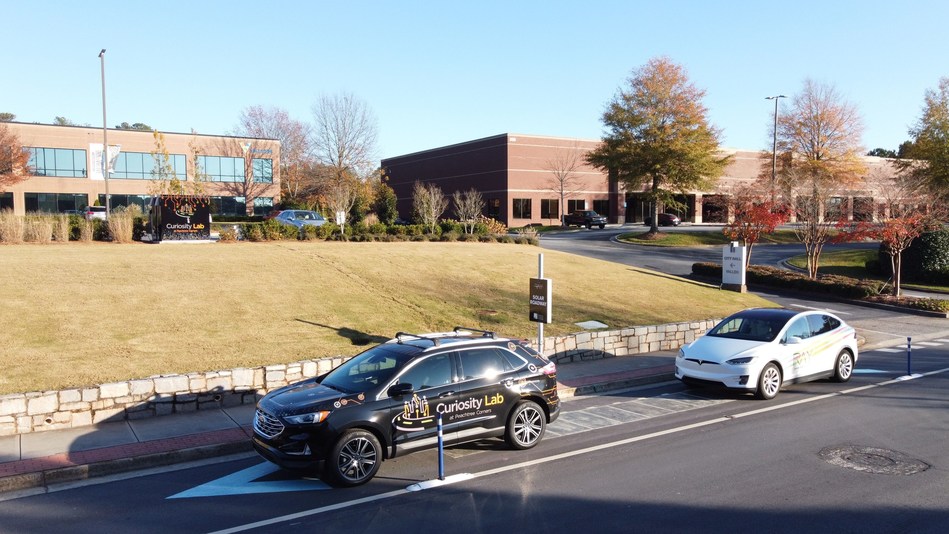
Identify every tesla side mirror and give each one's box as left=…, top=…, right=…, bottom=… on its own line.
left=387, top=383, right=414, bottom=398
left=785, top=336, right=803, bottom=345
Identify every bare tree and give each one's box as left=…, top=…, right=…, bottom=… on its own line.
left=311, top=93, right=378, bottom=222
left=452, top=188, right=485, bottom=234
left=413, top=181, right=448, bottom=234
left=0, top=123, right=30, bottom=191
left=544, top=142, right=586, bottom=226
left=234, top=106, right=312, bottom=206
left=776, top=79, right=866, bottom=278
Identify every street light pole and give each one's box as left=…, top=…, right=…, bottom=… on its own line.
left=765, top=95, right=786, bottom=207
left=99, top=48, right=111, bottom=218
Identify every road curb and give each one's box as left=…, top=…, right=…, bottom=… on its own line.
left=0, top=441, right=253, bottom=496
left=559, top=370, right=674, bottom=398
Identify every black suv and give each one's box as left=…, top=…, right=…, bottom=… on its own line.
left=253, top=327, right=560, bottom=486
left=563, top=210, right=607, bottom=229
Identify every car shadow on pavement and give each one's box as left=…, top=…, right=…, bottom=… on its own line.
left=294, top=319, right=390, bottom=346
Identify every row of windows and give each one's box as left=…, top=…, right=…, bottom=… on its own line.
left=512, top=198, right=608, bottom=219
left=14, top=192, right=274, bottom=217
left=198, top=156, right=273, bottom=183
left=26, top=147, right=271, bottom=183
left=113, top=152, right=187, bottom=180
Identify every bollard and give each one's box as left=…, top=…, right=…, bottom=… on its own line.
left=437, top=413, right=445, bottom=481
left=907, top=337, right=912, bottom=376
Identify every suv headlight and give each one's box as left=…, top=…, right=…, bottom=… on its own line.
left=725, top=356, right=755, bottom=365
left=284, top=411, right=331, bottom=425
left=677, top=348, right=685, bottom=359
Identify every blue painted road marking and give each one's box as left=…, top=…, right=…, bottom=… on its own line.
left=167, top=462, right=331, bottom=499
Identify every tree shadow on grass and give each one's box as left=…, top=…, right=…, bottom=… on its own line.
left=294, top=319, right=390, bottom=346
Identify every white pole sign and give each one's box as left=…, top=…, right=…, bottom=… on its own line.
left=722, top=241, right=747, bottom=288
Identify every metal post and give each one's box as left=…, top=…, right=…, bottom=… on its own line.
left=99, top=49, right=111, bottom=217
left=538, top=253, right=544, bottom=355
left=765, top=95, right=785, bottom=207
left=907, top=337, right=912, bottom=376
left=436, top=413, right=445, bottom=480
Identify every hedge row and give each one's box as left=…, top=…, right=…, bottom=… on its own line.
left=691, top=262, right=949, bottom=312
left=878, top=229, right=949, bottom=286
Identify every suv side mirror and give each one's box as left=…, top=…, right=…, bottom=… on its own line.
left=387, top=383, right=414, bottom=398
left=784, top=336, right=803, bottom=345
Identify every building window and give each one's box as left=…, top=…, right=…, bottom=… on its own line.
left=25, top=193, right=89, bottom=213
left=567, top=199, right=585, bottom=213
left=28, top=147, right=87, bottom=178
left=113, top=152, right=186, bottom=180
left=98, top=194, right=151, bottom=212
left=198, top=155, right=245, bottom=183
left=253, top=197, right=274, bottom=216
left=252, top=158, right=273, bottom=183
left=593, top=199, right=609, bottom=215
left=210, top=196, right=246, bottom=216
left=540, top=199, right=559, bottom=220
left=513, top=198, right=531, bottom=219
left=486, top=198, right=501, bottom=219
left=0, top=192, right=12, bottom=211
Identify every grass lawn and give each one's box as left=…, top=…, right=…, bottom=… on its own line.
left=617, top=229, right=799, bottom=247
left=0, top=241, right=772, bottom=395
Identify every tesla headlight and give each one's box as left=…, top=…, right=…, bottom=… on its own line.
left=725, top=357, right=755, bottom=365
left=677, top=348, right=685, bottom=359
left=284, top=411, right=331, bottom=425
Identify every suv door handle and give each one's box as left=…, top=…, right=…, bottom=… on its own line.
left=437, top=391, right=455, bottom=398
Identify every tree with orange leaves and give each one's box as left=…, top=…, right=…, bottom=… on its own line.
left=0, top=123, right=30, bottom=192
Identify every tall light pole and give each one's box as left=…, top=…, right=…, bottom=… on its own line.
left=99, top=48, right=111, bottom=218
left=765, top=95, right=786, bottom=207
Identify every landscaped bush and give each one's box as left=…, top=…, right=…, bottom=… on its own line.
left=218, top=226, right=238, bottom=242
left=24, top=216, right=53, bottom=243
left=92, top=219, right=110, bottom=241
left=213, top=215, right=265, bottom=223
left=52, top=214, right=70, bottom=242
left=78, top=219, right=94, bottom=242
left=0, top=209, right=24, bottom=243
left=108, top=209, right=135, bottom=243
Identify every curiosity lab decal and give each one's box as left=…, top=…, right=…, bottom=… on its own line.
left=394, top=392, right=505, bottom=431
left=155, top=195, right=211, bottom=241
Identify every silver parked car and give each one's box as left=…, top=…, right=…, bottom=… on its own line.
left=274, top=210, right=327, bottom=229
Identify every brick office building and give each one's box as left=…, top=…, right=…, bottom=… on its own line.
left=1, top=122, right=280, bottom=216
left=382, top=133, right=901, bottom=227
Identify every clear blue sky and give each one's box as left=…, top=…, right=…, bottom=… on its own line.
left=4, top=1, right=946, bottom=159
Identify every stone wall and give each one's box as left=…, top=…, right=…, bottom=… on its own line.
left=0, top=319, right=717, bottom=437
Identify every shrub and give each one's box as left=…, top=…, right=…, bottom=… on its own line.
left=108, top=210, right=135, bottom=243
left=479, top=216, right=507, bottom=235
left=132, top=216, right=146, bottom=241
left=78, top=220, right=94, bottom=242
left=904, top=229, right=949, bottom=283
left=499, top=235, right=515, bottom=244
left=0, top=209, right=24, bottom=243
left=243, top=223, right=265, bottom=241
left=93, top=219, right=110, bottom=241
left=367, top=222, right=387, bottom=235
left=52, top=214, right=71, bottom=242
left=218, top=226, right=238, bottom=242
left=24, top=216, right=53, bottom=244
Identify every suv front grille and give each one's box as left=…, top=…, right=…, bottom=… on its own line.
left=254, top=408, right=284, bottom=438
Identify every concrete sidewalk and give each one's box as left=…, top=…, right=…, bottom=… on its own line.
left=0, top=352, right=676, bottom=497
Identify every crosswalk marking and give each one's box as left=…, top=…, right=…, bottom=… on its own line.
left=914, top=341, right=942, bottom=347
left=875, top=348, right=904, bottom=353
left=546, top=392, right=733, bottom=438
left=936, top=339, right=949, bottom=343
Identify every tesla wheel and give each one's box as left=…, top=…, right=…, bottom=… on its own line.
left=326, top=429, right=381, bottom=486
left=833, top=350, right=854, bottom=383
left=505, top=401, right=546, bottom=450
left=756, top=362, right=782, bottom=400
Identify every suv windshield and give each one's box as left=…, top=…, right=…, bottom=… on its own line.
left=320, top=344, right=417, bottom=393
left=707, top=316, right=787, bottom=342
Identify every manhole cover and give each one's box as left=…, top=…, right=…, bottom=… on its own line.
left=819, top=445, right=930, bottom=475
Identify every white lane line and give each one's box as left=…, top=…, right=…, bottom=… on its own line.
left=209, top=366, right=949, bottom=534
left=790, top=304, right=851, bottom=315
left=875, top=348, right=904, bottom=353
left=936, top=339, right=949, bottom=343
left=914, top=342, right=942, bottom=347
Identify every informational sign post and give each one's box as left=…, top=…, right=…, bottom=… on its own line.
left=529, top=277, right=552, bottom=324
left=148, top=195, right=211, bottom=242
left=722, top=241, right=747, bottom=293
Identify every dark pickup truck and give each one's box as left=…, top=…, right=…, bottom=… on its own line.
left=563, top=210, right=607, bottom=229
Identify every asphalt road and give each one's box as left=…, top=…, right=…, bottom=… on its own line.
left=1, top=346, right=946, bottom=533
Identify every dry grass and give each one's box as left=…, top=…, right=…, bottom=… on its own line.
left=0, top=241, right=772, bottom=394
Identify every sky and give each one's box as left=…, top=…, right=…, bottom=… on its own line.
left=3, top=1, right=947, bottom=160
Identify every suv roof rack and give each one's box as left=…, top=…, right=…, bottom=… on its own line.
left=453, top=326, right=496, bottom=339
left=394, top=332, right=441, bottom=346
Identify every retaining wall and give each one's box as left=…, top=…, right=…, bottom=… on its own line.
left=0, top=319, right=718, bottom=436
